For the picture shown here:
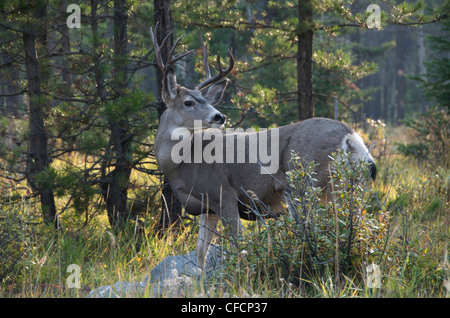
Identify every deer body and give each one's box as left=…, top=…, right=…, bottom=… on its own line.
left=156, top=116, right=362, bottom=217
left=150, top=25, right=376, bottom=269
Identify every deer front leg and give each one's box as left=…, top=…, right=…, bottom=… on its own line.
left=196, top=212, right=219, bottom=270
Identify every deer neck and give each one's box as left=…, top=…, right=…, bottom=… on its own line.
left=154, top=109, right=192, bottom=177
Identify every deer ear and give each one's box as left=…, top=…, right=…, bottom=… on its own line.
left=163, top=65, right=178, bottom=103
left=200, top=79, right=229, bottom=106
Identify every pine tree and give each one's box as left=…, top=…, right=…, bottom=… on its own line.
left=421, top=18, right=450, bottom=107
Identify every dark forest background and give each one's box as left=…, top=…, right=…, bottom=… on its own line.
left=0, top=0, right=448, bottom=230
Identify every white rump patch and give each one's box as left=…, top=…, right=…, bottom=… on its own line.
left=340, top=132, right=374, bottom=163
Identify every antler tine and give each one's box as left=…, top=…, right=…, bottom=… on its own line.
left=198, top=30, right=211, bottom=79
left=150, top=22, right=193, bottom=74
left=196, top=47, right=234, bottom=90
left=168, top=35, right=195, bottom=65
left=150, top=23, right=166, bottom=72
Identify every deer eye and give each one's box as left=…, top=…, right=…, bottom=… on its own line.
left=184, top=100, right=195, bottom=107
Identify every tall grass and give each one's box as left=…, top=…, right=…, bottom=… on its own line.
left=0, top=202, right=199, bottom=297
left=0, top=124, right=448, bottom=298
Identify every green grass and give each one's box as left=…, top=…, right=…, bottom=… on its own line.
left=0, top=203, right=198, bottom=297
left=0, top=125, right=448, bottom=298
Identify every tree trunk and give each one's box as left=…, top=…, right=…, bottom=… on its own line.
left=389, top=49, right=396, bottom=125
left=154, top=0, right=173, bottom=111
left=91, top=0, right=107, bottom=103
left=394, top=28, right=406, bottom=125
left=154, top=0, right=182, bottom=229
left=102, top=0, right=133, bottom=230
left=58, top=0, right=71, bottom=86
left=23, top=24, right=57, bottom=226
left=297, top=0, right=314, bottom=120
left=0, top=54, right=20, bottom=116
left=417, top=25, right=427, bottom=113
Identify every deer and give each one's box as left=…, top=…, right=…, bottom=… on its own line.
left=150, top=24, right=377, bottom=270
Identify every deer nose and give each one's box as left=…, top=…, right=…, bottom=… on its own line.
left=213, top=113, right=226, bottom=124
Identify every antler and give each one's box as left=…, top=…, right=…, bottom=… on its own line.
left=150, top=22, right=194, bottom=74
left=196, top=31, right=234, bottom=90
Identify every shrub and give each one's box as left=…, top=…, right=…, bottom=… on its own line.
left=397, top=106, right=449, bottom=174
left=396, top=106, right=449, bottom=221
left=223, top=150, right=389, bottom=294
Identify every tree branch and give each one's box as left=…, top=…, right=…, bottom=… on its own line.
left=0, top=90, right=27, bottom=97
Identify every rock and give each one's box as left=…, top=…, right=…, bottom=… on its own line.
left=148, top=244, right=224, bottom=282
left=88, top=244, right=224, bottom=298
left=88, top=281, right=146, bottom=298
left=145, top=244, right=225, bottom=297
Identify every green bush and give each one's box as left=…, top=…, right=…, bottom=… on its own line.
left=223, top=150, right=389, bottom=294
left=397, top=106, right=449, bottom=174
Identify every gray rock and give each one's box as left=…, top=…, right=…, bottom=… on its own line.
left=88, top=281, right=146, bottom=298
left=149, top=244, right=224, bottom=282
left=88, top=244, right=225, bottom=298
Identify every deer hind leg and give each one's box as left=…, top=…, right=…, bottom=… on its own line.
left=220, top=213, right=243, bottom=238
left=196, top=212, right=219, bottom=270
left=218, top=191, right=243, bottom=237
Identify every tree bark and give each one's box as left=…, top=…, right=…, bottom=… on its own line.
left=91, top=0, right=107, bottom=103
left=297, top=0, right=314, bottom=121
left=394, top=28, right=406, bottom=125
left=154, top=0, right=173, bottom=114
left=58, top=0, right=71, bottom=86
left=23, top=21, right=57, bottom=226
left=102, top=0, right=133, bottom=230
left=416, top=24, right=427, bottom=113
left=0, top=54, right=20, bottom=116
left=154, top=0, right=182, bottom=229
left=389, top=49, right=396, bottom=125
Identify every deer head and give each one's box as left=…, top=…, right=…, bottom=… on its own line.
left=150, top=23, right=234, bottom=130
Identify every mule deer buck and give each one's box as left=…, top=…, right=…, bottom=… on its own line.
left=150, top=24, right=376, bottom=270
